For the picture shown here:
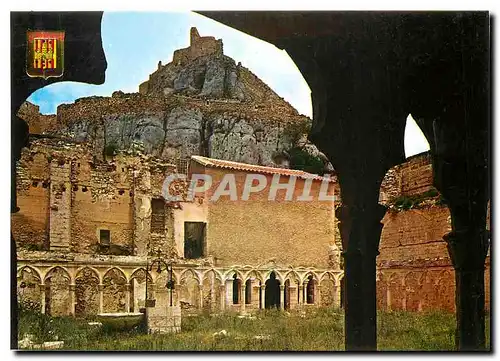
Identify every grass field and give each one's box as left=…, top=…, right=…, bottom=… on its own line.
left=18, top=307, right=490, bottom=351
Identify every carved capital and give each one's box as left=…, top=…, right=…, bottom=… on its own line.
left=337, top=202, right=386, bottom=258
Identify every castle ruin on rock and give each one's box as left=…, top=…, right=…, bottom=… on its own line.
left=14, top=28, right=490, bottom=329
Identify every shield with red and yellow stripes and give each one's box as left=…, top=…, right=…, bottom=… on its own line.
left=26, top=30, right=65, bottom=79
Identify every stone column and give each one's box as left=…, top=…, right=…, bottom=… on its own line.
left=298, top=285, right=303, bottom=306
left=69, top=284, right=76, bottom=315
left=386, top=287, right=391, bottom=311
left=150, top=283, right=156, bottom=301
left=445, top=228, right=489, bottom=350
left=260, top=285, right=266, bottom=309
left=199, top=286, right=204, bottom=310
left=279, top=285, right=285, bottom=310
left=316, top=284, right=322, bottom=307
left=219, top=284, right=225, bottom=311
left=337, top=202, right=387, bottom=351
left=175, top=283, right=181, bottom=307
left=332, top=284, right=341, bottom=309
left=40, top=284, right=46, bottom=314
left=125, top=284, right=131, bottom=312
left=240, top=284, right=246, bottom=312
left=98, top=284, right=104, bottom=313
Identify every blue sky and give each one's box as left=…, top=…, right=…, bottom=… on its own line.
left=28, top=11, right=429, bottom=157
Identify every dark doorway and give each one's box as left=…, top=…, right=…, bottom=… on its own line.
left=265, top=271, right=280, bottom=309
left=184, top=222, right=206, bottom=259
left=306, top=275, right=315, bottom=304
left=232, top=274, right=241, bottom=304
left=284, top=280, right=291, bottom=310
left=245, top=279, right=252, bottom=305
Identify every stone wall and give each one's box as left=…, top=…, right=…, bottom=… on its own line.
left=377, top=152, right=491, bottom=312
left=202, top=166, right=338, bottom=269
left=17, top=101, right=58, bottom=135
left=12, top=138, right=180, bottom=256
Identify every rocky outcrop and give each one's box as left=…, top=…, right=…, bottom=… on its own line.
left=18, top=27, right=332, bottom=173
left=54, top=93, right=309, bottom=167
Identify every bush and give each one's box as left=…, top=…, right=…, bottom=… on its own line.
left=104, top=143, right=119, bottom=157
left=288, top=147, right=325, bottom=175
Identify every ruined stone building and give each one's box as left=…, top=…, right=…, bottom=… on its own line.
left=13, top=27, right=490, bottom=320
left=13, top=136, right=341, bottom=317
left=377, top=152, right=491, bottom=313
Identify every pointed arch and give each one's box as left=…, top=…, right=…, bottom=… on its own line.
left=243, top=269, right=264, bottom=283
left=301, top=271, right=320, bottom=285
left=223, top=269, right=244, bottom=282
left=44, top=266, right=71, bottom=316
left=75, top=267, right=100, bottom=316
left=17, top=266, right=43, bottom=313
left=44, top=266, right=71, bottom=283
left=17, top=265, right=42, bottom=282
left=263, top=269, right=284, bottom=283
left=75, top=266, right=101, bottom=283
left=179, top=268, right=201, bottom=310
left=130, top=268, right=153, bottom=283
left=103, top=267, right=128, bottom=283
left=283, top=270, right=300, bottom=284
left=201, top=269, right=223, bottom=311
left=179, top=268, right=201, bottom=285
left=202, top=268, right=223, bottom=283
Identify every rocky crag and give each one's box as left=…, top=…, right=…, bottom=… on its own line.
left=20, top=27, right=331, bottom=172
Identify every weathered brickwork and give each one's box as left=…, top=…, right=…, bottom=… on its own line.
left=377, top=152, right=491, bottom=312
left=15, top=139, right=342, bottom=317
left=201, top=166, right=338, bottom=269
left=17, top=101, right=58, bottom=135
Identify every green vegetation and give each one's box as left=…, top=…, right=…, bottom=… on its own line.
left=17, top=306, right=491, bottom=351
left=391, top=188, right=447, bottom=211
left=104, top=142, right=119, bottom=157
left=288, top=147, right=325, bottom=175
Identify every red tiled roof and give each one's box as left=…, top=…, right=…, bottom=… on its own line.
left=190, top=155, right=333, bottom=182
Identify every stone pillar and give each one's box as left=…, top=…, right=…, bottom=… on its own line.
left=260, top=285, right=266, bottom=309
left=445, top=229, right=489, bottom=350
left=331, top=284, right=340, bottom=309
left=337, top=202, right=387, bottom=351
left=98, top=284, right=104, bottom=313
left=49, top=160, right=71, bottom=251
left=219, top=284, right=225, bottom=311
left=175, top=283, right=181, bottom=307
left=69, top=284, right=76, bottom=315
left=40, top=284, right=46, bottom=314
left=387, top=287, right=391, bottom=311
left=298, top=285, right=303, bottom=306
left=199, top=286, right=204, bottom=310
left=240, top=284, right=246, bottom=312
left=316, top=284, right=322, bottom=307
left=279, top=285, right=285, bottom=310
left=125, top=284, right=131, bottom=312
left=150, top=283, right=156, bottom=301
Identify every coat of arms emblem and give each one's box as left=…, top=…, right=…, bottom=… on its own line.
left=26, top=30, right=65, bottom=79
